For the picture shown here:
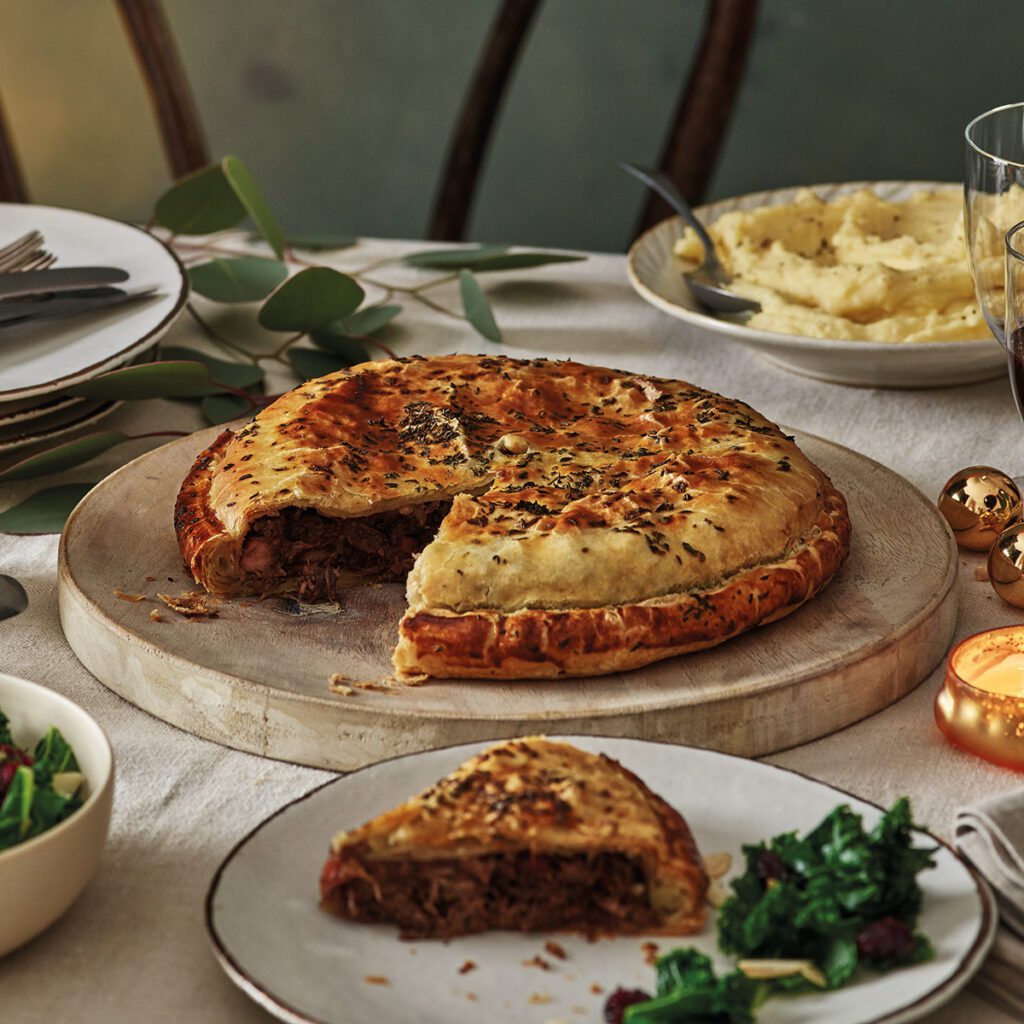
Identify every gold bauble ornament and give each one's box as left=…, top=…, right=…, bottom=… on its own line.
left=989, top=522, right=1024, bottom=608
left=938, top=466, right=1021, bottom=551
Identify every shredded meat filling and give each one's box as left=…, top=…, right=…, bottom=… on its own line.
left=319, top=850, right=658, bottom=939
left=240, top=502, right=451, bottom=600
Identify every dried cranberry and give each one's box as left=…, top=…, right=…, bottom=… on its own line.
left=856, top=917, right=916, bottom=963
left=0, top=744, right=32, bottom=802
left=603, top=987, right=652, bottom=1024
left=754, top=849, right=788, bottom=884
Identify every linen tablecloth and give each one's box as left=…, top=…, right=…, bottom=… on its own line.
left=1, top=239, right=1021, bottom=1023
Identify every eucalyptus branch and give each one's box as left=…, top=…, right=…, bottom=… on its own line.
left=185, top=304, right=259, bottom=364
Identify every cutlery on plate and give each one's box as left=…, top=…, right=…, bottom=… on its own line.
left=0, top=287, right=157, bottom=329
left=0, top=267, right=130, bottom=301
left=618, top=161, right=761, bottom=315
left=0, top=576, right=28, bottom=621
left=0, top=231, right=55, bottom=274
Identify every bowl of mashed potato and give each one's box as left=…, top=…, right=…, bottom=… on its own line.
left=627, top=181, right=1007, bottom=388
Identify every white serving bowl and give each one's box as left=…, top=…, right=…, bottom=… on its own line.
left=627, top=180, right=1007, bottom=389
left=0, top=672, right=113, bottom=956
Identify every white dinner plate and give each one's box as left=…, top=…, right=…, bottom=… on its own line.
left=206, top=736, right=996, bottom=1024
left=0, top=204, right=188, bottom=402
left=627, top=181, right=1007, bottom=389
left=0, top=400, right=120, bottom=453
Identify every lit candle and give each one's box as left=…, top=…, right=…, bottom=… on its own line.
left=936, top=626, right=1024, bottom=770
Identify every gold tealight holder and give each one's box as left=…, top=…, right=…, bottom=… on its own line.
left=936, top=626, right=1024, bottom=770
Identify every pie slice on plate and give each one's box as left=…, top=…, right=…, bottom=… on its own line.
left=318, top=736, right=709, bottom=938
left=174, top=354, right=850, bottom=679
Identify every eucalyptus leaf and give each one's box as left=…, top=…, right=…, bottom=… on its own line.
left=201, top=393, right=253, bottom=425
left=458, top=269, right=501, bottom=342
left=309, top=332, right=371, bottom=366
left=153, top=164, right=245, bottom=235
left=0, top=483, right=95, bottom=535
left=471, top=251, right=586, bottom=272
left=159, top=347, right=264, bottom=391
left=334, top=303, right=402, bottom=336
left=282, top=232, right=357, bottom=251
left=222, top=156, right=286, bottom=260
left=403, top=244, right=509, bottom=269
left=66, top=361, right=214, bottom=400
left=0, top=432, right=128, bottom=483
left=189, top=257, right=287, bottom=303
left=259, top=267, right=365, bottom=332
left=288, top=347, right=350, bottom=381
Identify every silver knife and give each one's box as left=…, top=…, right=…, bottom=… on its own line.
left=0, top=266, right=129, bottom=301
left=0, top=288, right=157, bottom=329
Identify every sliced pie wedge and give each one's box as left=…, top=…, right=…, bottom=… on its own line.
left=319, top=737, right=709, bottom=939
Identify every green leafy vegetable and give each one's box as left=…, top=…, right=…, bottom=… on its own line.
left=458, top=269, right=501, bottom=342
left=624, top=949, right=759, bottom=1024
left=718, top=798, right=936, bottom=992
left=188, top=256, right=287, bottom=302
left=0, top=483, right=95, bottom=534
left=0, top=712, right=84, bottom=850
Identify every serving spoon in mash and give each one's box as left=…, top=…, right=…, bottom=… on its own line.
left=619, top=162, right=761, bottom=315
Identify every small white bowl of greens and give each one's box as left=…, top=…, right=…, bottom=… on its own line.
left=0, top=672, right=113, bottom=956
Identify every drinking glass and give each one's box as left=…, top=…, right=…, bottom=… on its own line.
left=965, top=102, right=1024, bottom=347
left=1007, top=221, right=1024, bottom=417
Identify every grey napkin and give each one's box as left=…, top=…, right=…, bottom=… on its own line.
left=955, top=790, right=1024, bottom=1018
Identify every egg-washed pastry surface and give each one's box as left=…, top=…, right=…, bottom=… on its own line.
left=319, top=736, right=709, bottom=939
left=175, top=354, right=850, bottom=679
left=673, top=187, right=989, bottom=343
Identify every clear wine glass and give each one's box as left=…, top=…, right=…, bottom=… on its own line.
left=1007, top=221, right=1024, bottom=416
left=965, top=102, right=1024, bottom=350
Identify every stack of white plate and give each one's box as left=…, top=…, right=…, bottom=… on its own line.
left=0, top=204, right=188, bottom=453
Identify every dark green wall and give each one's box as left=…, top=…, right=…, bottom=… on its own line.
left=3, top=0, right=1021, bottom=251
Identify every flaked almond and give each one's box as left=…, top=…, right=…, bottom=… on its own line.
left=738, top=958, right=821, bottom=982
left=706, top=879, right=730, bottom=907
left=113, top=588, right=146, bottom=602
left=798, top=962, right=828, bottom=988
left=702, top=851, right=732, bottom=879
left=497, top=432, right=530, bottom=455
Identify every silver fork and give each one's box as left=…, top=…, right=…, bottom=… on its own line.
left=0, top=231, right=55, bottom=273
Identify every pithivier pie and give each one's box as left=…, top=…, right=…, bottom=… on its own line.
left=175, top=354, right=850, bottom=679
left=319, top=736, right=709, bottom=938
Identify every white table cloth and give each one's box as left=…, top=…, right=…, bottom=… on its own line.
left=0, top=239, right=1020, bottom=1022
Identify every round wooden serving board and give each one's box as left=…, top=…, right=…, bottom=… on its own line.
left=58, top=426, right=958, bottom=771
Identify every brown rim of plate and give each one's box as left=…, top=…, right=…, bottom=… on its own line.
left=204, top=734, right=998, bottom=1024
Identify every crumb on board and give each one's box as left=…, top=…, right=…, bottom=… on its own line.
left=590, top=983, right=604, bottom=995
left=144, top=575, right=157, bottom=582
left=113, top=588, right=146, bottom=602
left=458, top=960, right=476, bottom=975
left=239, top=600, right=254, bottom=608
left=389, top=671, right=430, bottom=686
left=149, top=609, right=163, bottom=622
left=157, top=591, right=218, bottom=618
left=528, top=993, right=553, bottom=1005
left=363, top=975, right=389, bottom=986
left=523, top=955, right=552, bottom=971
left=975, top=565, right=990, bottom=582
left=328, top=674, right=355, bottom=696
left=642, top=941, right=660, bottom=965
left=466, top=992, right=478, bottom=1002
left=544, top=940, right=568, bottom=961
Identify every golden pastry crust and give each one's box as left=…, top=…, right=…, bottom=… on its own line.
left=175, top=354, right=851, bottom=678
left=323, top=737, right=708, bottom=936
